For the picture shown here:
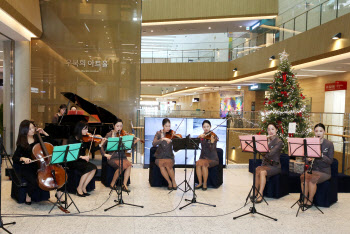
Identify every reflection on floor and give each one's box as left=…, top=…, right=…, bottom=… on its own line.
left=2, top=166, right=350, bottom=233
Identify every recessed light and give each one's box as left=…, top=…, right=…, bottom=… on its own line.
left=98, top=10, right=101, bottom=13
left=102, top=19, right=104, bottom=21
left=239, top=26, right=242, bottom=28
left=208, top=27, right=211, bottom=29
left=151, top=30, right=154, bottom=32
left=133, top=17, right=138, bottom=21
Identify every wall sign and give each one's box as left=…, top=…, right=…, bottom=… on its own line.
left=325, top=81, right=347, bottom=91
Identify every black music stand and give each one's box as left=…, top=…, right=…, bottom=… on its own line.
left=104, top=135, right=144, bottom=211
left=0, top=136, right=16, bottom=233
left=178, top=136, right=216, bottom=210
left=288, top=138, right=323, bottom=216
left=233, top=135, right=277, bottom=221
left=171, top=136, right=198, bottom=194
left=49, top=143, right=81, bottom=214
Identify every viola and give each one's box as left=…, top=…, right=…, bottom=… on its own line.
left=31, top=132, right=66, bottom=191
left=164, top=129, right=182, bottom=139
left=82, top=132, right=103, bottom=143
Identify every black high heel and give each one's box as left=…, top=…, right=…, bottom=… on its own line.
left=55, top=193, right=66, bottom=204
left=83, top=192, right=91, bottom=196
left=122, top=185, right=130, bottom=194
left=76, top=190, right=86, bottom=197
left=25, top=201, right=32, bottom=205
left=195, top=184, right=203, bottom=190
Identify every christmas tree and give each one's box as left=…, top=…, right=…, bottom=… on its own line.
left=260, top=51, right=312, bottom=151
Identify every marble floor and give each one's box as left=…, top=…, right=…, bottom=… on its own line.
left=1, top=165, right=350, bottom=234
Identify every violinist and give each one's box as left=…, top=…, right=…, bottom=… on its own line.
left=254, top=123, right=283, bottom=203
left=13, top=120, right=64, bottom=204
left=152, top=118, right=178, bottom=190
left=52, top=104, right=67, bottom=123
left=100, top=119, right=139, bottom=193
left=67, top=121, right=97, bottom=197
left=196, top=120, right=219, bottom=191
left=300, top=123, right=334, bottom=208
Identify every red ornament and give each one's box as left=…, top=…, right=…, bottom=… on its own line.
left=268, top=101, right=272, bottom=104
left=302, top=96, right=305, bottom=99
left=269, top=86, right=273, bottom=89
left=278, top=102, right=283, bottom=107
left=300, top=94, right=303, bottom=97
left=282, top=72, right=287, bottom=82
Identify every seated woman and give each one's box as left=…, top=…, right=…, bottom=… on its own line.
left=195, top=120, right=219, bottom=191
left=254, top=123, right=283, bottom=203
left=152, top=118, right=177, bottom=190
left=300, top=123, right=334, bottom=208
left=13, top=120, right=64, bottom=204
left=52, top=104, right=67, bottom=123
left=67, top=121, right=97, bottom=197
left=100, top=119, right=139, bottom=193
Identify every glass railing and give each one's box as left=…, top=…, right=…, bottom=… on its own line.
left=231, top=0, right=350, bottom=60
left=141, top=0, right=350, bottom=63
left=132, top=110, right=350, bottom=174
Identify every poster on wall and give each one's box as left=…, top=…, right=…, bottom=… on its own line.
left=220, top=91, right=243, bottom=118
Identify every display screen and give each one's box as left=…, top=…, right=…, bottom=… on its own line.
left=144, top=117, right=227, bottom=167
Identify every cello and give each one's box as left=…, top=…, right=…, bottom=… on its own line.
left=31, top=131, right=66, bottom=191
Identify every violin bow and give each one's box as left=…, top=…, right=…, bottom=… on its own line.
left=87, top=128, right=96, bottom=158
left=171, top=118, right=185, bottom=139
left=204, top=116, right=232, bottom=137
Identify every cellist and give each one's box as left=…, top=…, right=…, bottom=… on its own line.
left=13, top=120, right=64, bottom=205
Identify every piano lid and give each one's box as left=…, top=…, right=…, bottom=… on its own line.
left=61, top=92, right=118, bottom=123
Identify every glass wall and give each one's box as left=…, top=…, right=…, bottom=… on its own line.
left=31, top=0, right=141, bottom=130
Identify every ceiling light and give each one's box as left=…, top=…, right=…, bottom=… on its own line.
left=332, top=33, right=341, bottom=40
left=208, top=27, right=211, bottom=30
left=98, top=10, right=101, bottom=13
left=269, top=55, right=275, bottom=60
left=151, top=30, right=154, bottom=32
left=133, top=17, right=138, bottom=21
left=232, top=68, right=237, bottom=72
left=239, top=26, right=242, bottom=28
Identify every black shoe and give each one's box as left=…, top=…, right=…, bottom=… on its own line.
left=55, top=193, right=67, bottom=204
left=168, top=186, right=172, bottom=190
left=304, top=204, right=313, bottom=209
left=25, top=201, right=32, bottom=205
left=202, top=187, right=207, bottom=191
left=83, top=192, right=91, bottom=196
left=122, top=185, right=130, bottom=194
left=195, top=184, right=203, bottom=190
left=172, top=186, right=178, bottom=190
left=250, top=196, right=255, bottom=203
left=76, top=190, right=86, bottom=197
left=255, top=196, right=263, bottom=203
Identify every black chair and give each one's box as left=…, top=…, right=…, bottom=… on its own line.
left=149, top=147, right=175, bottom=187
left=194, top=148, right=224, bottom=188
left=337, top=173, right=350, bottom=193
left=249, top=158, right=263, bottom=173
left=313, top=159, right=338, bottom=207
left=100, top=155, right=130, bottom=187
left=66, top=168, right=96, bottom=194
left=263, top=154, right=289, bottom=198
left=10, top=164, right=50, bottom=203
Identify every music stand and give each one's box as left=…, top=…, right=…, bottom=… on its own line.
left=177, top=136, right=216, bottom=210
left=171, top=137, right=199, bottom=194
left=104, top=135, right=144, bottom=212
left=288, top=138, right=323, bottom=216
left=233, top=135, right=277, bottom=221
left=48, top=143, right=81, bottom=214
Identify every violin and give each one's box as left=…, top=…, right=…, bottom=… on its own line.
left=114, top=130, right=145, bottom=143
left=31, top=131, right=66, bottom=191
left=82, top=132, right=103, bottom=143
left=164, top=129, right=182, bottom=139
left=203, top=131, right=217, bottom=140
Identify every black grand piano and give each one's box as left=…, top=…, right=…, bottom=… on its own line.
left=44, top=92, right=118, bottom=139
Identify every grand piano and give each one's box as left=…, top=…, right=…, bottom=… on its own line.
left=44, top=92, right=118, bottom=139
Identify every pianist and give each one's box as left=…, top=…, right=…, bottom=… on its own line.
left=52, top=104, right=67, bottom=123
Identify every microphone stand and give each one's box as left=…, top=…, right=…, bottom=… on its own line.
left=0, top=135, right=16, bottom=233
